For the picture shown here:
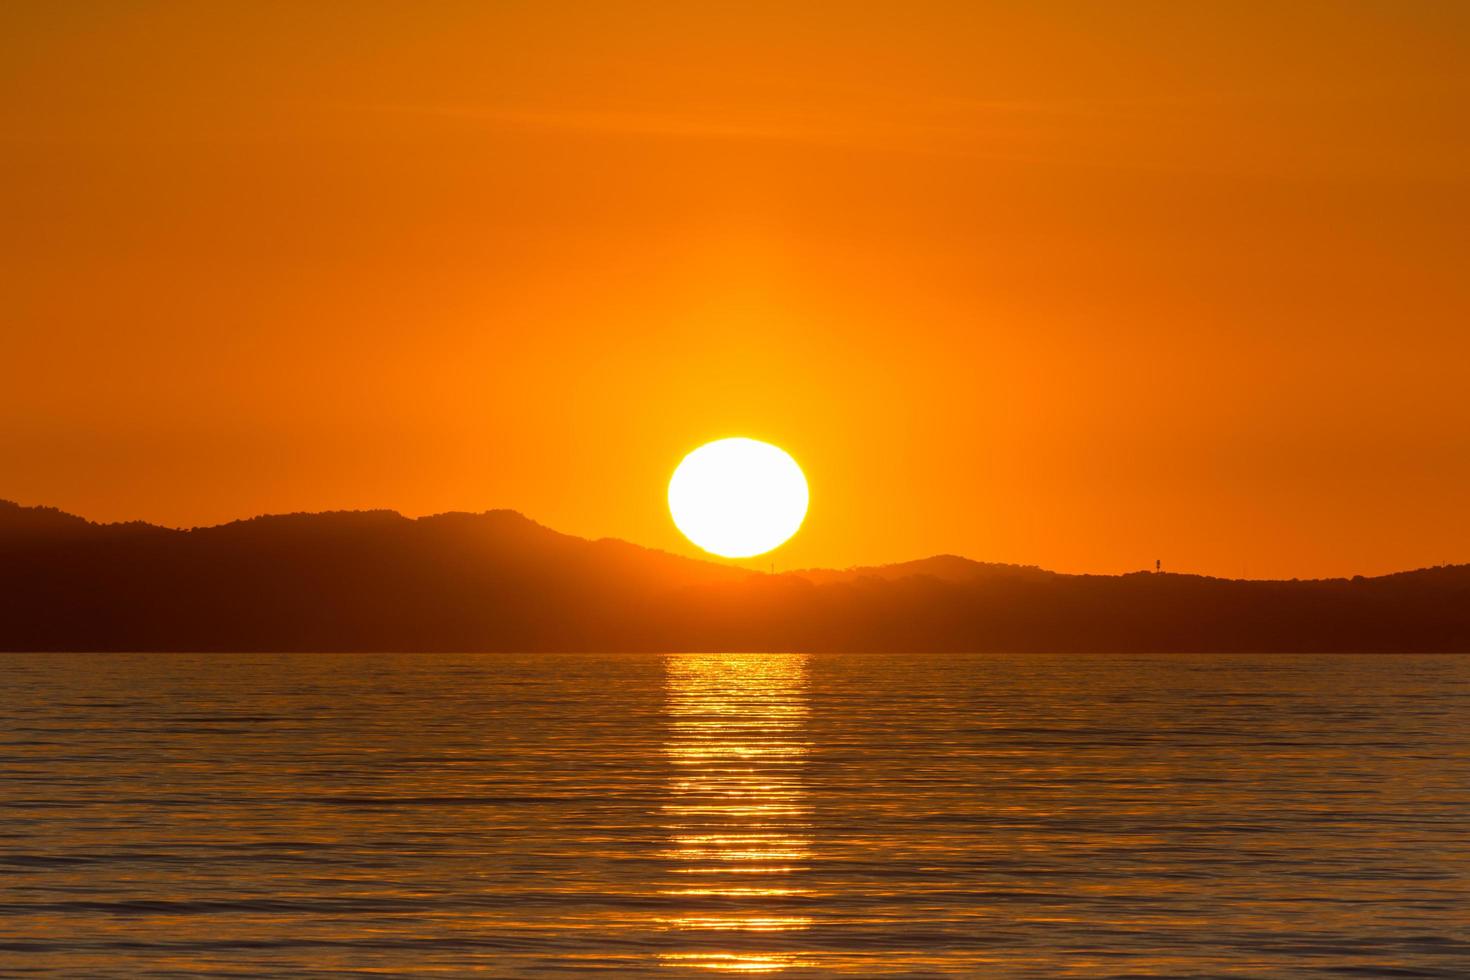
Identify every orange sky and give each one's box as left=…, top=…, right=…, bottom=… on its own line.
left=4, top=2, right=1468, bottom=578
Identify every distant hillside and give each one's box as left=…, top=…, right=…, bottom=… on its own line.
left=3, top=499, right=1468, bottom=652
left=790, top=554, right=1055, bottom=586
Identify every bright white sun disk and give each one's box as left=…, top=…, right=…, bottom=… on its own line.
left=668, top=438, right=808, bottom=559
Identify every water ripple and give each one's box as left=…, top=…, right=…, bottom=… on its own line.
left=1, top=651, right=1467, bottom=977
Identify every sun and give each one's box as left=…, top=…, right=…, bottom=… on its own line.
left=669, top=438, right=809, bottom=559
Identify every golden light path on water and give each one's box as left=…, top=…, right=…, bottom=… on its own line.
left=659, top=654, right=815, bottom=972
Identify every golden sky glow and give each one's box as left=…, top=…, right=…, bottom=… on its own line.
left=3, top=2, right=1468, bottom=576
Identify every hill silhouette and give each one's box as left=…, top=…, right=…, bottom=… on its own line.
left=3, top=499, right=1467, bottom=652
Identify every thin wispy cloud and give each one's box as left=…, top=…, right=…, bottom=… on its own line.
left=357, top=99, right=1096, bottom=166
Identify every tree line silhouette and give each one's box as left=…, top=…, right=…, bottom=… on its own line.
left=3, top=500, right=1467, bottom=652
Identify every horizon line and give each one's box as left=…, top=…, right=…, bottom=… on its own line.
left=3, top=497, right=1464, bottom=586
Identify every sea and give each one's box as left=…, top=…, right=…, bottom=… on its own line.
left=3, top=652, right=1468, bottom=978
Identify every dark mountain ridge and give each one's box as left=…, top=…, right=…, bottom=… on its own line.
left=3, top=499, right=1467, bottom=652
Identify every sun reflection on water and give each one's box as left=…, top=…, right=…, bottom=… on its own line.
left=658, top=654, right=813, bottom=972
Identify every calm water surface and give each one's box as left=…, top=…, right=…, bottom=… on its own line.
left=2, top=653, right=1468, bottom=977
